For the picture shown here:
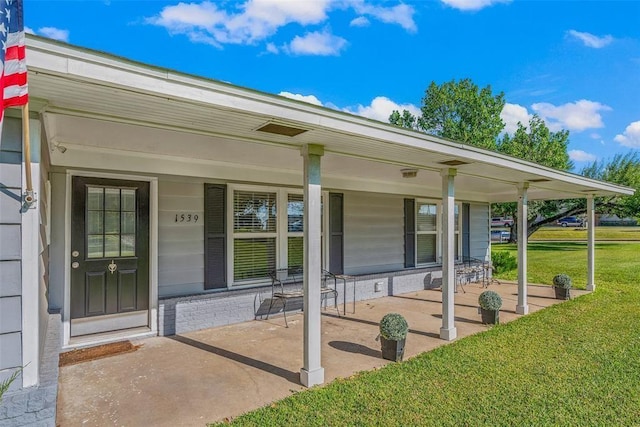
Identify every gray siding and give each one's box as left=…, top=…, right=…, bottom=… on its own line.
left=0, top=118, right=23, bottom=390
left=38, top=135, right=51, bottom=371
left=343, top=191, right=404, bottom=275
left=48, top=172, right=66, bottom=311
left=469, top=203, right=490, bottom=260
left=158, top=180, right=205, bottom=297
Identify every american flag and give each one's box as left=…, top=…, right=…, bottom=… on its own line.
left=0, top=0, right=27, bottom=123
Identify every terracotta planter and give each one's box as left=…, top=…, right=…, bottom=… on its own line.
left=480, top=307, right=500, bottom=325
left=554, top=287, right=571, bottom=300
left=380, top=336, right=406, bottom=362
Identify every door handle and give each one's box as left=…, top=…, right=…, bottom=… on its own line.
left=108, top=260, right=117, bottom=274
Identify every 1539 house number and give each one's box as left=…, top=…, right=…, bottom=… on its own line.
left=175, top=213, right=199, bottom=223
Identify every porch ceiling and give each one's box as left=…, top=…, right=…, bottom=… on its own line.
left=28, top=36, right=633, bottom=202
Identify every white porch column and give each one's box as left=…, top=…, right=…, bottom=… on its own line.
left=516, top=183, right=529, bottom=315
left=586, top=195, right=596, bottom=291
left=21, top=118, right=41, bottom=387
left=300, top=144, right=324, bottom=387
left=440, top=168, right=457, bottom=341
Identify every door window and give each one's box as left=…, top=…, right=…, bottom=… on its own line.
left=86, top=186, right=137, bottom=258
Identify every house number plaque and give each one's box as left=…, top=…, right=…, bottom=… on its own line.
left=174, top=213, right=199, bottom=223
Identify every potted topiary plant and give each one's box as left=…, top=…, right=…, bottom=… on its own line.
left=378, top=313, right=409, bottom=362
left=552, top=274, right=572, bottom=300
left=478, top=290, right=502, bottom=325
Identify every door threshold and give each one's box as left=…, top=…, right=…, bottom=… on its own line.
left=66, top=326, right=155, bottom=350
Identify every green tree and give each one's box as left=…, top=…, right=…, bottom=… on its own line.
left=498, top=115, right=572, bottom=170
left=495, top=152, right=640, bottom=238
left=389, top=78, right=505, bottom=150
left=493, top=115, right=574, bottom=238
left=581, top=152, right=640, bottom=218
left=388, top=109, right=419, bottom=131
left=389, top=78, right=638, bottom=238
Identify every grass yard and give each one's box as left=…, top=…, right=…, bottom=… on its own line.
left=529, top=225, right=640, bottom=241
left=214, top=242, right=640, bottom=426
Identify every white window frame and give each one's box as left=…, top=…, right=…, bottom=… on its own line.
left=226, top=184, right=328, bottom=287
left=415, top=199, right=462, bottom=266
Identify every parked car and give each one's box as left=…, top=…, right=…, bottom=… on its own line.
left=557, top=216, right=584, bottom=227
left=491, top=230, right=510, bottom=243
left=491, top=217, right=514, bottom=227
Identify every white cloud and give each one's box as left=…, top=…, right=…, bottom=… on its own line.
left=279, top=91, right=323, bottom=106
left=25, top=26, right=34, bottom=34
left=440, top=0, right=511, bottom=12
left=531, top=100, right=611, bottom=132
left=36, top=27, right=70, bottom=42
left=342, top=96, right=420, bottom=123
left=567, top=30, right=613, bottom=48
left=569, top=150, right=597, bottom=162
left=148, top=0, right=416, bottom=52
left=287, top=29, right=347, bottom=56
left=275, top=92, right=421, bottom=124
left=589, top=133, right=601, bottom=140
left=501, top=103, right=531, bottom=134
left=148, top=0, right=329, bottom=46
left=265, top=42, right=279, bottom=54
left=350, top=16, right=370, bottom=27
left=350, top=1, right=416, bottom=32
left=614, top=121, right=640, bottom=148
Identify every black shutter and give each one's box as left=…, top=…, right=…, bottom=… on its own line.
left=204, top=184, right=226, bottom=289
left=329, top=193, right=344, bottom=274
left=462, top=203, right=471, bottom=259
left=404, top=198, right=415, bottom=268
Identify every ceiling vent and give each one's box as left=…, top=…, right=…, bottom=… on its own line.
left=256, top=122, right=308, bottom=137
left=438, top=159, right=469, bottom=166
left=401, top=168, right=418, bottom=178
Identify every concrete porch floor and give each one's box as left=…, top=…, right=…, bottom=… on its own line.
left=57, top=283, right=586, bottom=426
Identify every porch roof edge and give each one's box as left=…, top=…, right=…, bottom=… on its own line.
left=25, top=35, right=635, bottom=198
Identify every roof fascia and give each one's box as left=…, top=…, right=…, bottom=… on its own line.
left=26, top=35, right=634, bottom=197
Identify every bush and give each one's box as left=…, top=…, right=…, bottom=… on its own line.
left=491, top=251, right=517, bottom=274
left=0, top=367, right=22, bottom=402
left=379, top=313, right=409, bottom=341
left=552, top=274, right=572, bottom=289
left=478, top=290, right=502, bottom=311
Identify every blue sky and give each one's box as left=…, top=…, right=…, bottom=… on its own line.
left=25, top=0, right=640, bottom=171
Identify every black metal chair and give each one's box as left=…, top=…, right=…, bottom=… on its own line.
left=266, top=267, right=340, bottom=327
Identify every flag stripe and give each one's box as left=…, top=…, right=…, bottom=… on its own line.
left=1, top=0, right=28, bottom=123
left=3, top=92, right=28, bottom=107
left=4, top=84, right=27, bottom=100
left=4, top=58, right=27, bottom=76
left=3, top=71, right=28, bottom=88
left=5, top=45, right=26, bottom=62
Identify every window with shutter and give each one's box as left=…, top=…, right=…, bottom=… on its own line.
left=206, top=185, right=330, bottom=287
left=416, top=202, right=438, bottom=264
left=329, top=193, right=344, bottom=274
left=287, top=194, right=304, bottom=269
left=204, top=184, right=227, bottom=289
left=232, top=190, right=277, bottom=282
left=404, top=198, right=415, bottom=268
left=412, top=200, right=462, bottom=266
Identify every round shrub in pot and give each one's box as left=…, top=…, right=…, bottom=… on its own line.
left=552, top=274, right=572, bottom=300
left=478, top=290, right=502, bottom=325
left=379, top=313, right=409, bottom=362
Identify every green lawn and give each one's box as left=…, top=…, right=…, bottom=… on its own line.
left=214, top=242, right=640, bottom=426
left=529, top=226, right=640, bottom=241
